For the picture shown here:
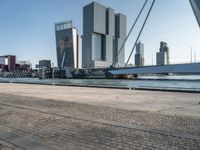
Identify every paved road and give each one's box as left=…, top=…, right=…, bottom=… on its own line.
left=0, top=93, right=200, bottom=150
left=0, top=83, right=200, bottom=118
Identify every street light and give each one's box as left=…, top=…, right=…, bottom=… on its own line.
left=52, top=62, right=54, bottom=80
left=191, top=47, right=193, bottom=63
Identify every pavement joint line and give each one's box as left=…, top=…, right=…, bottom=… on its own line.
left=0, top=136, right=25, bottom=150
left=0, top=128, right=59, bottom=150
left=0, top=102, right=200, bottom=141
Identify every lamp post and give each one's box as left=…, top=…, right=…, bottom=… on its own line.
left=52, top=63, right=54, bottom=79
left=191, top=47, right=193, bottom=63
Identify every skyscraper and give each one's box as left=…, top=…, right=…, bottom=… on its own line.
left=82, top=2, right=126, bottom=68
left=156, top=41, right=170, bottom=65
left=135, top=41, right=144, bottom=67
left=55, top=20, right=82, bottom=69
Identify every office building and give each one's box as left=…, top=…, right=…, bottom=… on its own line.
left=135, top=41, right=144, bottom=67
left=39, top=60, right=51, bottom=69
left=156, top=41, right=170, bottom=65
left=82, top=2, right=127, bottom=68
left=55, top=20, right=82, bottom=69
left=0, top=55, right=16, bottom=72
left=16, top=61, right=32, bottom=70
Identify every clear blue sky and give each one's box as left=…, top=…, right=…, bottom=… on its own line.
left=0, top=0, right=200, bottom=67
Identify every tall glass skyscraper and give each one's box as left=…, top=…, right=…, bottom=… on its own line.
left=82, top=2, right=127, bottom=68
left=156, top=41, right=170, bottom=65
left=55, top=20, right=82, bottom=69
left=135, top=41, right=144, bottom=67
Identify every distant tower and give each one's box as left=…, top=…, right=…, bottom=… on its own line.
left=135, top=41, right=144, bottom=67
left=156, top=41, right=170, bottom=65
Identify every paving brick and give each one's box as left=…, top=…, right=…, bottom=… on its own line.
left=0, top=93, right=200, bottom=149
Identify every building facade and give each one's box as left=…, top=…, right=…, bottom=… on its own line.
left=77, top=36, right=82, bottom=69
left=82, top=2, right=126, bottom=68
left=156, top=41, right=170, bottom=65
left=0, top=55, right=16, bottom=72
left=55, top=20, right=82, bottom=69
left=135, top=41, right=144, bottom=67
left=39, top=60, right=51, bottom=69
left=16, top=61, right=32, bottom=71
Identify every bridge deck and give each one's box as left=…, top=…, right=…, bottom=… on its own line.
left=109, top=63, right=200, bottom=75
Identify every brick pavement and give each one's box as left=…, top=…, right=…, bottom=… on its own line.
left=0, top=93, right=200, bottom=137
left=0, top=94, right=200, bottom=150
left=0, top=139, right=22, bottom=150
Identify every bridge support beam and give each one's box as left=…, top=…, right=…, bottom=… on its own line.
left=190, top=0, right=200, bottom=28
left=109, top=63, right=200, bottom=75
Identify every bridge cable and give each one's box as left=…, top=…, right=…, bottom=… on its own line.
left=111, top=0, right=148, bottom=67
left=125, top=0, right=156, bottom=67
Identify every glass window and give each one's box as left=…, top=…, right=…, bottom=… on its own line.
left=92, top=33, right=102, bottom=61
left=63, top=24, right=67, bottom=29
left=55, top=25, right=59, bottom=31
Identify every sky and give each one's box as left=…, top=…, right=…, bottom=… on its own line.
left=0, top=0, right=200, bottom=67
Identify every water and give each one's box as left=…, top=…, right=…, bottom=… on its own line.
left=0, top=75, right=200, bottom=92
left=140, top=75, right=200, bottom=80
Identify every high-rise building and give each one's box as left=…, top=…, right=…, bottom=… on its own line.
left=82, top=2, right=126, bottom=68
left=156, top=41, right=170, bottom=65
left=39, top=60, right=51, bottom=69
left=16, top=61, right=32, bottom=70
left=135, top=41, right=144, bottom=67
left=55, top=20, right=82, bottom=69
left=0, top=55, right=16, bottom=72
left=190, top=0, right=200, bottom=28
